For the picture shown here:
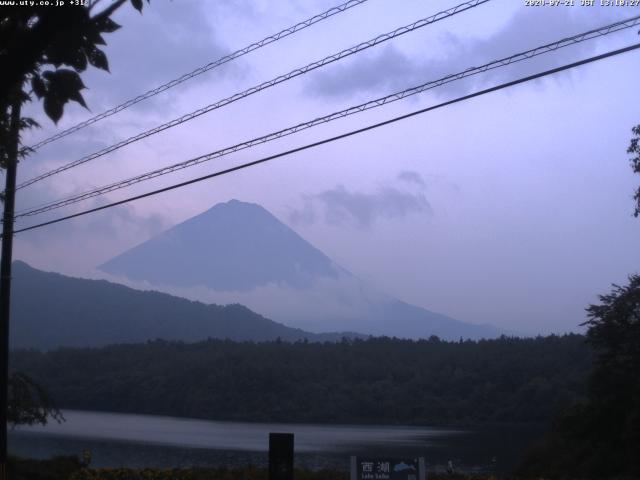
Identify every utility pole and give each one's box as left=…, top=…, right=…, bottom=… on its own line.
left=0, top=97, right=22, bottom=480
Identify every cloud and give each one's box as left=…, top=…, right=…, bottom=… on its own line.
left=289, top=174, right=431, bottom=229
left=306, top=46, right=417, bottom=99
left=289, top=197, right=318, bottom=227
left=98, top=1, right=231, bottom=99
left=398, top=170, right=426, bottom=187
left=14, top=202, right=166, bottom=276
left=304, top=4, right=634, bottom=100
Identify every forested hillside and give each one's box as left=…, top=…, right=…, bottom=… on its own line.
left=10, top=261, right=352, bottom=349
left=12, top=335, right=591, bottom=426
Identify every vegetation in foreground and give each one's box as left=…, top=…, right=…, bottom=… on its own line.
left=7, top=455, right=537, bottom=480
left=517, top=275, right=640, bottom=479
left=8, top=456, right=343, bottom=480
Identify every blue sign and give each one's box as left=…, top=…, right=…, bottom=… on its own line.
left=351, top=457, right=425, bottom=480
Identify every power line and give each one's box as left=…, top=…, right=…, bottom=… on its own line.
left=11, top=42, right=640, bottom=236
left=15, top=14, right=640, bottom=219
left=24, top=0, right=372, bottom=152
left=15, top=0, right=489, bottom=191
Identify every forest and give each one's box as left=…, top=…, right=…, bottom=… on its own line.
left=9, top=275, right=640, bottom=478
left=11, top=334, right=590, bottom=426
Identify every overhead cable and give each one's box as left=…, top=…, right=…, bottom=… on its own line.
left=16, top=0, right=490, bottom=190
left=15, top=14, right=640, bottom=218
left=11, top=42, right=640, bottom=235
left=24, top=0, right=372, bottom=152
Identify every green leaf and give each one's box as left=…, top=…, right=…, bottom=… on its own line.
left=88, top=31, right=107, bottom=46
left=68, top=90, right=87, bottom=109
left=44, top=69, right=86, bottom=93
left=67, top=49, right=88, bottom=72
left=131, top=0, right=143, bottom=12
left=87, top=47, right=109, bottom=72
left=95, top=17, right=121, bottom=33
left=42, top=69, right=88, bottom=114
left=31, top=76, right=46, bottom=98
left=43, top=95, right=64, bottom=124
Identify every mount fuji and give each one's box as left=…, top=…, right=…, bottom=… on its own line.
left=99, top=200, right=500, bottom=340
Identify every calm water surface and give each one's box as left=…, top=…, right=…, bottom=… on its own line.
left=9, top=410, right=544, bottom=473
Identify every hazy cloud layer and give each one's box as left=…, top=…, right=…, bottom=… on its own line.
left=93, top=1, right=230, bottom=103
left=306, top=45, right=415, bottom=99
left=290, top=172, right=431, bottom=229
left=14, top=203, right=166, bottom=276
left=398, top=170, right=426, bottom=187
left=305, top=4, right=634, bottom=99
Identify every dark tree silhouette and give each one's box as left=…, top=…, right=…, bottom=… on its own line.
left=11, top=335, right=592, bottom=426
left=1, top=0, right=149, bottom=127
left=0, top=0, right=150, bottom=452
left=520, top=245, right=640, bottom=476
left=578, top=275, right=640, bottom=475
left=628, top=125, right=640, bottom=218
left=519, top=115, right=640, bottom=478
left=7, top=372, right=62, bottom=427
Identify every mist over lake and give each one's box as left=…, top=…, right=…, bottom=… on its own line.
left=9, top=410, right=543, bottom=473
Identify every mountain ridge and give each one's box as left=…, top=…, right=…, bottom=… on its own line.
left=98, top=199, right=501, bottom=340
left=9, top=261, right=361, bottom=350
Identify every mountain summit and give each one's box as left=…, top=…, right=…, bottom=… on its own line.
left=100, top=200, right=500, bottom=340
left=100, top=200, right=340, bottom=292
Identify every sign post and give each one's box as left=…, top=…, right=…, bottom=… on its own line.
left=350, top=457, right=425, bottom=480
left=269, top=432, right=294, bottom=480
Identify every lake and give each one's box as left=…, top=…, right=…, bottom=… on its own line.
left=9, top=410, right=544, bottom=473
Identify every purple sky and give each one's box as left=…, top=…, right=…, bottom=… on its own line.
left=8, top=0, right=640, bottom=335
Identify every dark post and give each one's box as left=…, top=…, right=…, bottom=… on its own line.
left=0, top=98, right=21, bottom=480
left=269, top=432, right=294, bottom=480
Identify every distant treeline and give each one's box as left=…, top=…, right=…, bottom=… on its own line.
left=11, top=335, right=590, bottom=426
